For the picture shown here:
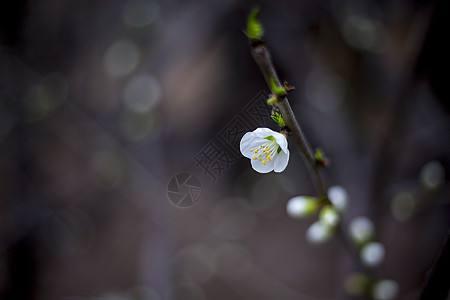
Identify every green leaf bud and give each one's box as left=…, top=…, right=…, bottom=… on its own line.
left=244, top=8, right=264, bottom=41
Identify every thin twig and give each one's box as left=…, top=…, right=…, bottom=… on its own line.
left=250, top=41, right=327, bottom=199
left=248, top=35, right=372, bottom=283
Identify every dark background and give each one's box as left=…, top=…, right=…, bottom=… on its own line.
left=1, top=0, right=449, bottom=299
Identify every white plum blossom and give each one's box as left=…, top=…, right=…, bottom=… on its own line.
left=240, top=128, right=290, bottom=173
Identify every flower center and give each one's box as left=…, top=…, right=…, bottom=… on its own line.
left=249, top=138, right=280, bottom=165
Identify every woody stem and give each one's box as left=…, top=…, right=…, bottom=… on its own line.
left=249, top=41, right=327, bottom=199
left=249, top=39, right=372, bottom=277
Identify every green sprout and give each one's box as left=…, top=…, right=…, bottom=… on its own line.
left=269, top=77, right=287, bottom=97
left=244, top=8, right=264, bottom=41
left=315, top=148, right=324, bottom=161
left=271, top=112, right=285, bottom=128
left=267, top=94, right=278, bottom=105
left=315, top=148, right=328, bottom=166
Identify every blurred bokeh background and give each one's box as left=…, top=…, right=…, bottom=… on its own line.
left=1, top=0, right=449, bottom=299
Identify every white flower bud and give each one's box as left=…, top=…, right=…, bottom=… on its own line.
left=349, top=216, right=375, bottom=245
left=360, top=242, right=385, bottom=267
left=327, top=185, right=349, bottom=212
left=319, top=205, right=340, bottom=226
left=286, top=196, right=318, bottom=219
left=306, top=221, right=333, bottom=244
left=344, top=272, right=371, bottom=296
left=372, top=279, right=399, bottom=300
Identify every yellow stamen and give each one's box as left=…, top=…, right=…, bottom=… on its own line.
left=250, top=138, right=281, bottom=166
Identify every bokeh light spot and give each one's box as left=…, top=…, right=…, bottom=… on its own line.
left=103, top=39, right=140, bottom=77
left=123, top=74, right=161, bottom=113
left=123, top=0, right=160, bottom=28
left=119, top=110, right=158, bottom=141
left=420, top=160, right=445, bottom=189
left=23, top=73, right=68, bottom=122
left=391, top=191, right=416, bottom=222
left=342, top=15, right=382, bottom=51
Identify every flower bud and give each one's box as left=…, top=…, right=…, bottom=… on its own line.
left=327, top=185, right=349, bottom=212
left=344, top=272, right=371, bottom=296
left=360, top=242, right=385, bottom=267
left=372, top=279, right=399, bottom=300
left=306, top=221, right=334, bottom=244
left=348, top=216, right=375, bottom=245
left=286, top=196, right=318, bottom=219
left=319, top=205, right=340, bottom=226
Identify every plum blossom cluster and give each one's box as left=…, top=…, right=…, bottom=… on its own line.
left=240, top=128, right=397, bottom=298
left=286, top=185, right=349, bottom=244
left=285, top=186, right=397, bottom=299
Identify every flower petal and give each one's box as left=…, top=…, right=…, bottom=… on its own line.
left=240, top=128, right=290, bottom=174
left=273, top=149, right=289, bottom=172
left=240, top=132, right=268, bottom=158
left=252, top=127, right=278, bottom=139
left=251, top=158, right=274, bottom=173
left=272, top=131, right=288, bottom=153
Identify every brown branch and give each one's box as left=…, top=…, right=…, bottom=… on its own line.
left=249, top=42, right=327, bottom=199
left=248, top=36, right=373, bottom=286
